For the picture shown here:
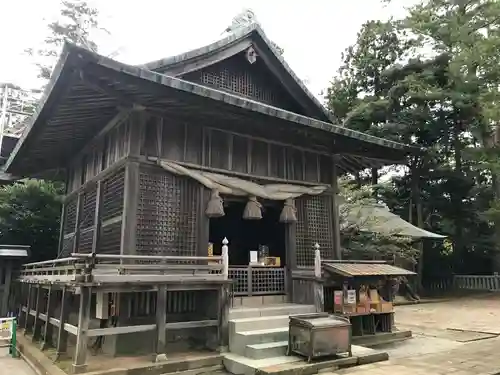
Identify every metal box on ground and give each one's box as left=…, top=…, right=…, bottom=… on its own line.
left=287, top=313, right=352, bottom=362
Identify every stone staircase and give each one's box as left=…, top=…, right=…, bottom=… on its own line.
left=224, top=303, right=316, bottom=374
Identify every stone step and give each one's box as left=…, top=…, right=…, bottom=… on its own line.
left=223, top=346, right=389, bottom=375
left=229, top=304, right=315, bottom=320
left=223, top=353, right=302, bottom=375
left=229, top=315, right=290, bottom=333
left=229, top=327, right=289, bottom=356
left=245, top=340, right=288, bottom=359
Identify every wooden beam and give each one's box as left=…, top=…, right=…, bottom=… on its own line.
left=120, top=161, right=139, bottom=256
left=154, top=285, right=167, bottom=362
left=165, top=319, right=218, bottom=330
left=65, top=157, right=128, bottom=201
left=161, top=39, right=253, bottom=77
left=72, top=286, right=91, bottom=374
left=87, top=324, right=156, bottom=337
left=63, top=323, right=79, bottom=336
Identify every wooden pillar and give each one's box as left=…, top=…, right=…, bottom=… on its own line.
left=41, top=286, right=55, bottom=350
left=285, top=222, right=297, bottom=303
left=73, top=192, right=84, bottom=253
left=1, top=260, right=11, bottom=316
left=332, top=157, right=342, bottom=260
left=57, top=202, right=66, bottom=257
left=32, top=285, right=44, bottom=341
left=56, top=288, right=70, bottom=360
left=72, top=286, right=91, bottom=374
left=23, top=284, right=33, bottom=334
left=154, top=285, right=167, bottom=362
left=120, top=161, right=139, bottom=256
left=92, top=180, right=103, bottom=254
left=217, top=284, right=230, bottom=352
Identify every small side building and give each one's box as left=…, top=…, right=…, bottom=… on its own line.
left=6, top=24, right=417, bottom=373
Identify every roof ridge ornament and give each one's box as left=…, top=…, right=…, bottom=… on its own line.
left=224, top=9, right=284, bottom=56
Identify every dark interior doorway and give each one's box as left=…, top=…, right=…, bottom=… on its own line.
left=209, top=200, right=286, bottom=266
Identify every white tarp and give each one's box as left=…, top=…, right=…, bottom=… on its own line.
left=158, top=160, right=327, bottom=200
left=341, top=203, right=446, bottom=239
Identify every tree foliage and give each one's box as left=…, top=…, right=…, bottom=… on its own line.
left=0, top=181, right=64, bottom=262
left=25, top=0, right=104, bottom=81
left=326, top=0, right=500, bottom=279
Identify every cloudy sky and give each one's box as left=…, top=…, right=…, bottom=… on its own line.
left=1, top=0, right=417, bottom=98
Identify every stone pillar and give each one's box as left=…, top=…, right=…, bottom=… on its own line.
left=217, top=284, right=230, bottom=352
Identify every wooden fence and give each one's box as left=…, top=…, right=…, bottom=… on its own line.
left=425, top=274, right=500, bottom=293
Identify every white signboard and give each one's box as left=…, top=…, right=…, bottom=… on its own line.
left=0, top=317, right=14, bottom=340
left=346, top=290, right=356, bottom=305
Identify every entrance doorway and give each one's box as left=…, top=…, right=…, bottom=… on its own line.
left=209, top=199, right=287, bottom=296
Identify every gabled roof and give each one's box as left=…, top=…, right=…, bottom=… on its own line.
left=5, top=43, right=418, bottom=176
left=142, top=24, right=333, bottom=123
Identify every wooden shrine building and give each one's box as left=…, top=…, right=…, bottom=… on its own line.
left=6, top=24, right=417, bottom=373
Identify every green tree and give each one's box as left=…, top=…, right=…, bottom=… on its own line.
left=26, top=0, right=104, bottom=80
left=0, top=180, right=64, bottom=262
left=403, top=0, right=500, bottom=271
left=326, top=11, right=495, bottom=284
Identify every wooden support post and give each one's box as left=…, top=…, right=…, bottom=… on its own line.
left=92, top=180, right=103, bottom=254
left=57, top=202, right=66, bottom=257
left=73, top=192, right=84, bottom=253
left=41, top=286, right=55, bottom=350
left=23, top=284, right=33, bottom=334
left=313, top=243, right=324, bottom=313
left=32, top=285, right=43, bottom=341
left=331, top=157, right=341, bottom=260
left=18, top=284, right=26, bottom=328
left=56, top=288, right=70, bottom=360
left=217, top=284, right=230, bottom=352
left=285, top=222, right=297, bottom=303
left=120, top=161, right=139, bottom=257
left=1, top=260, right=11, bottom=316
left=154, top=285, right=168, bottom=362
left=72, top=287, right=91, bottom=374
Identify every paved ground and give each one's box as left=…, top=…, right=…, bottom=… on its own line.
left=332, top=294, right=500, bottom=375
left=0, top=347, right=36, bottom=375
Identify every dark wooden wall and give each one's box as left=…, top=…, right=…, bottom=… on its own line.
left=181, top=52, right=302, bottom=114
left=141, top=115, right=333, bottom=185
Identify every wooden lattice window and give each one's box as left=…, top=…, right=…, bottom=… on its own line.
left=296, top=194, right=334, bottom=266
left=136, top=167, right=200, bottom=257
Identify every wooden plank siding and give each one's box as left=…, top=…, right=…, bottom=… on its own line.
left=140, top=115, right=334, bottom=185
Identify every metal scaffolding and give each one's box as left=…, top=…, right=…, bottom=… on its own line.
left=0, top=83, right=40, bottom=151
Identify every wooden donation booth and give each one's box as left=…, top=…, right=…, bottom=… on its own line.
left=322, top=260, right=416, bottom=337
left=4, top=22, right=417, bottom=373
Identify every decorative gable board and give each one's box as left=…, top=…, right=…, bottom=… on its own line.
left=180, top=51, right=303, bottom=114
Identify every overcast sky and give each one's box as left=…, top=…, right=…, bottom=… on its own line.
left=1, top=0, right=417, bottom=98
